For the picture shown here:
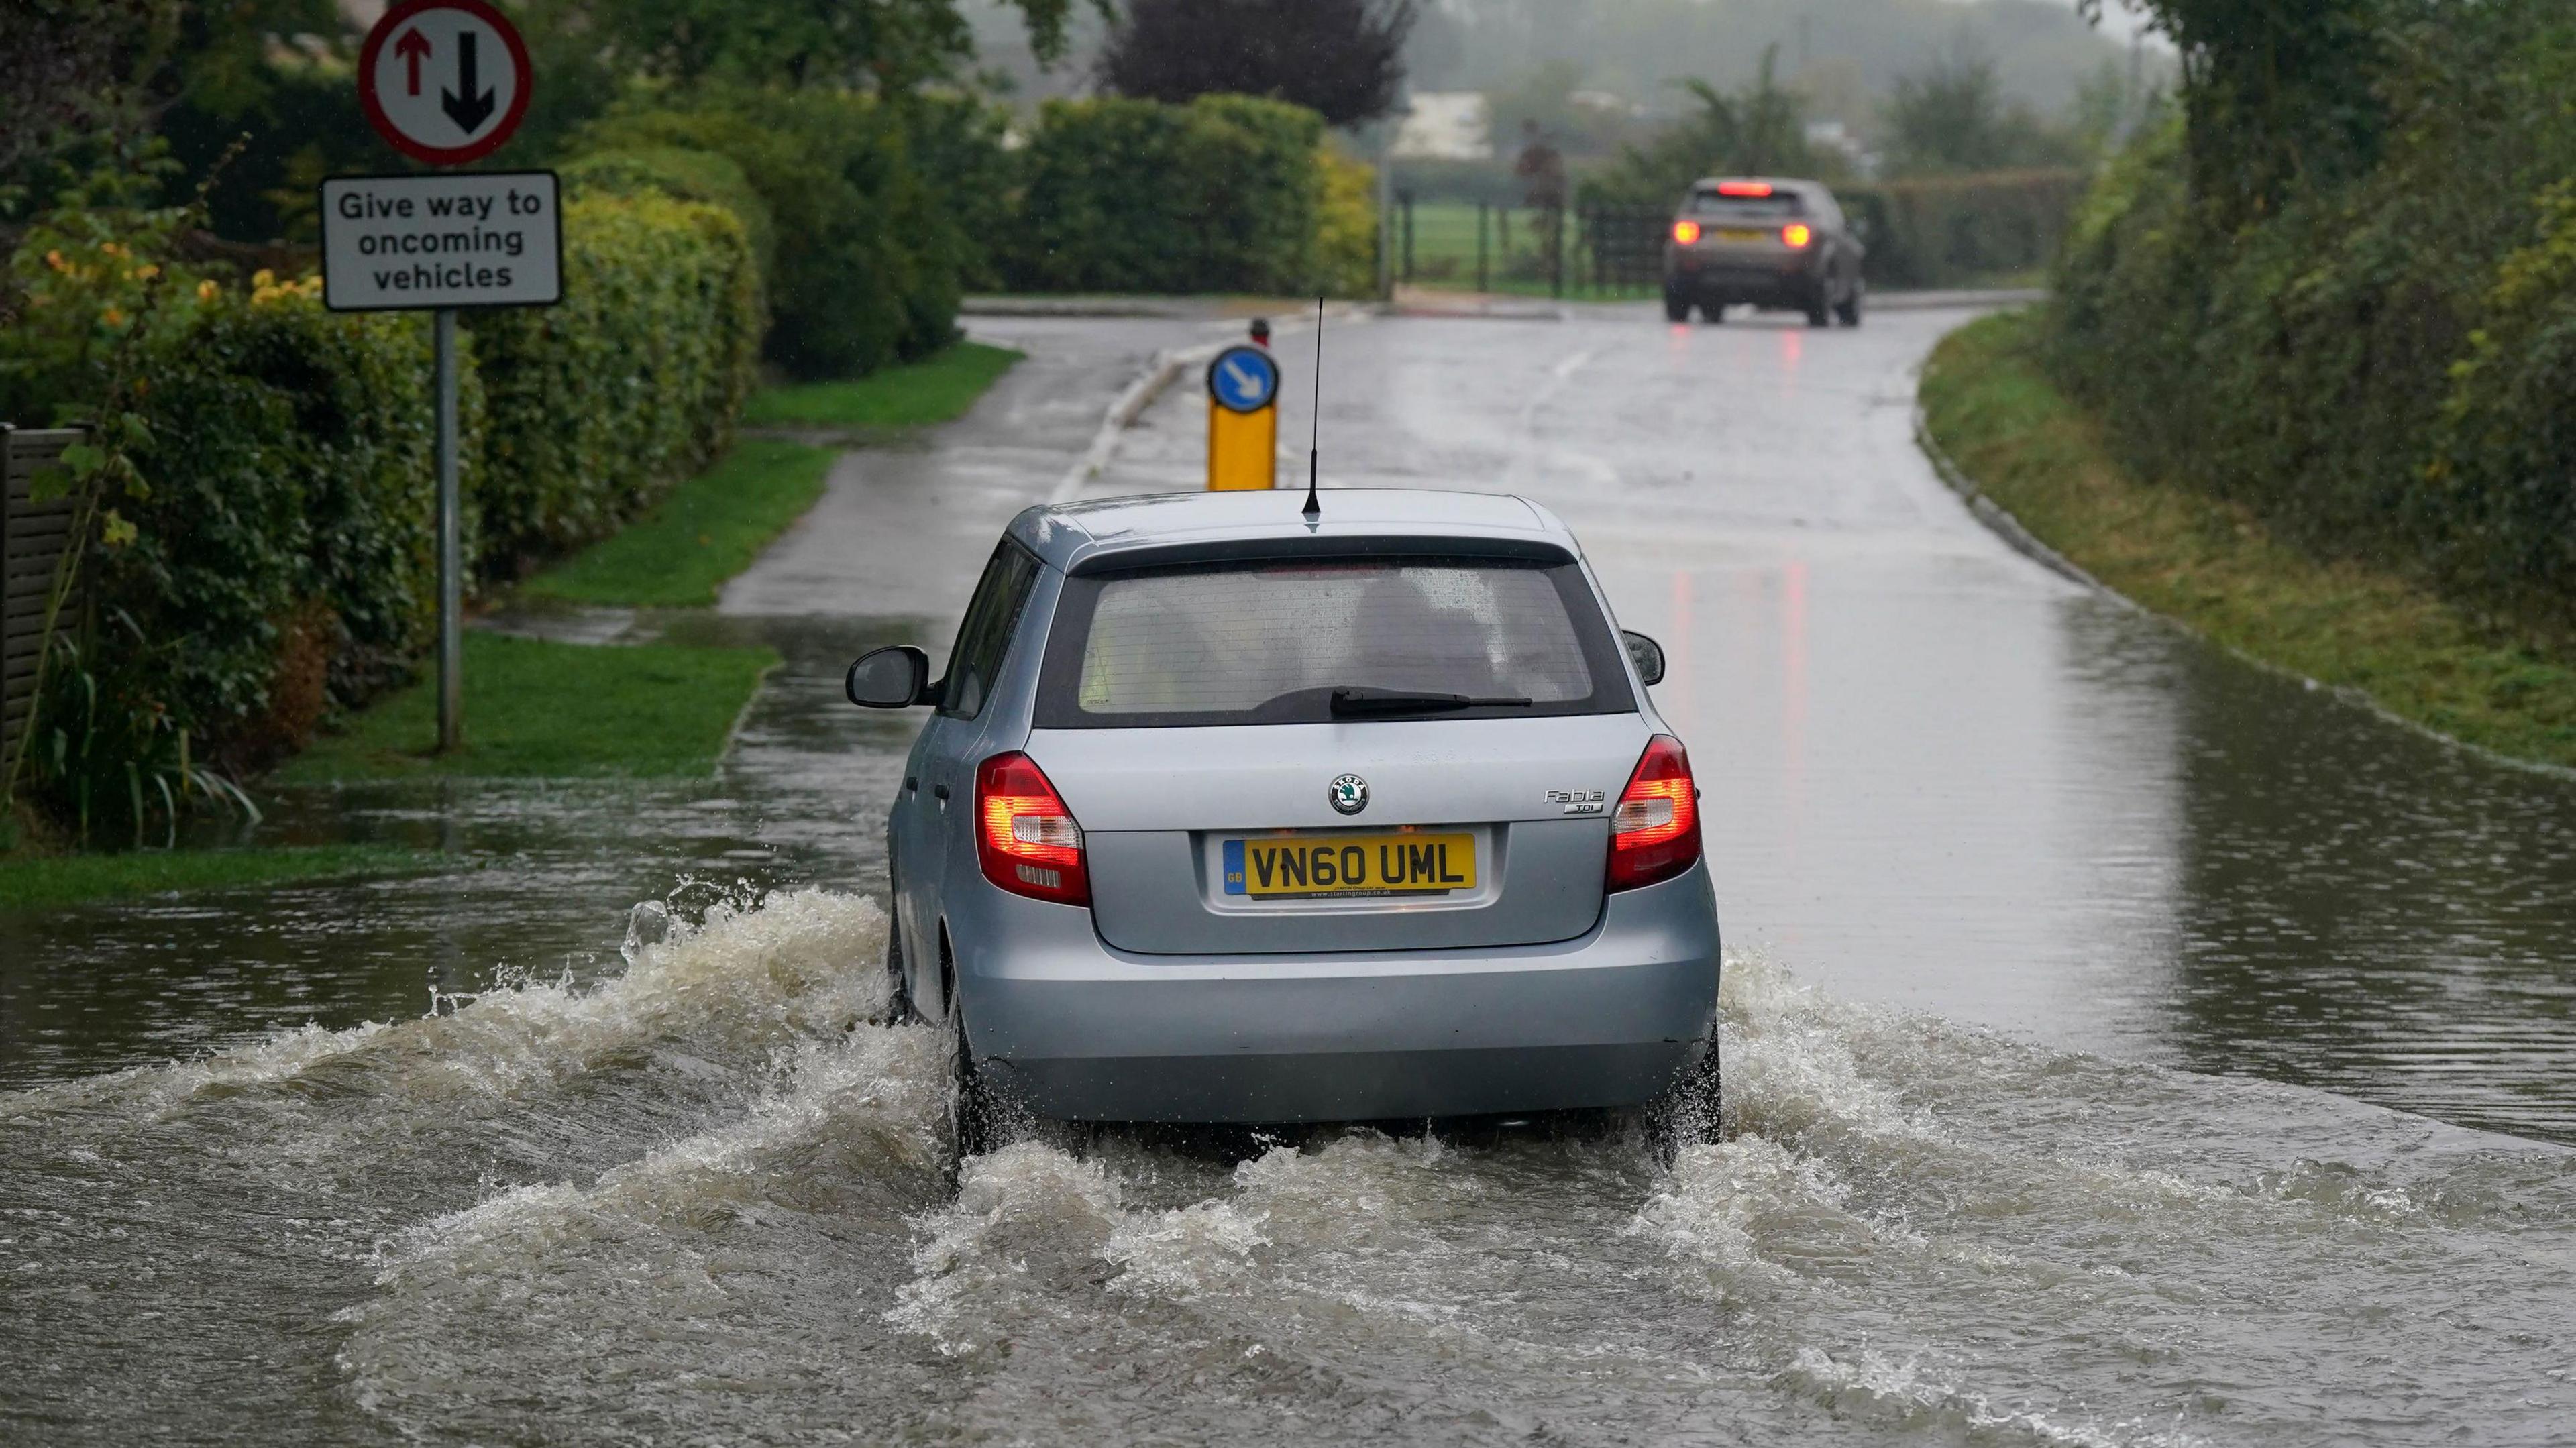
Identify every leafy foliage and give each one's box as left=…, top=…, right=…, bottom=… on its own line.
left=1879, top=54, right=2086, bottom=178
left=471, top=190, right=762, bottom=569
left=1580, top=50, right=1825, bottom=209
left=2051, top=0, right=2576, bottom=638
left=1000, top=95, right=1336, bottom=296
left=559, top=148, right=776, bottom=309
left=575, top=88, right=965, bottom=378
left=1095, top=0, right=1416, bottom=129
left=1, top=174, right=762, bottom=831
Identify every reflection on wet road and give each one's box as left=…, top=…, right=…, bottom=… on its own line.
left=4, top=304, right=2574, bottom=1443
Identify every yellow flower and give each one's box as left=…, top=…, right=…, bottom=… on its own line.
left=102, top=306, right=126, bottom=327
left=252, top=268, right=276, bottom=288
left=44, top=249, right=66, bottom=272
left=132, top=264, right=160, bottom=281
left=197, top=279, right=219, bottom=302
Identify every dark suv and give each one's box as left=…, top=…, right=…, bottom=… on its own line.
left=1662, top=177, right=1864, bottom=327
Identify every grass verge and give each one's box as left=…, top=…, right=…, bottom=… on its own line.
left=744, top=341, right=1022, bottom=429
left=524, top=440, right=833, bottom=608
left=0, top=844, right=438, bottom=911
left=275, top=630, right=778, bottom=783
left=1921, top=309, right=2576, bottom=769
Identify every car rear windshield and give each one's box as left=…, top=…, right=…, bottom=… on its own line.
left=1034, top=556, right=1634, bottom=728
left=1686, top=190, right=1804, bottom=219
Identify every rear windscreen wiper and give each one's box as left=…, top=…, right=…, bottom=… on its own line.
left=1329, top=687, right=1534, bottom=718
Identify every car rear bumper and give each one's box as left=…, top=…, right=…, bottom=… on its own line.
left=949, top=862, right=1721, bottom=1123
left=1666, top=254, right=1821, bottom=306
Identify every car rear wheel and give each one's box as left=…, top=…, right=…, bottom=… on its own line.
left=1803, top=294, right=1832, bottom=327
left=1835, top=280, right=1864, bottom=327
left=1662, top=292, right=1692, bottom=323
left=944, top=960, right=997, bottom=1164
left=1644, top=1039, right=1723, bottom=1168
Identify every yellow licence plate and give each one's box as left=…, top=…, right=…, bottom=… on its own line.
left=1223, top=832, right=1477, bottom=899
left=1713, top=227, right=1768, bottom=242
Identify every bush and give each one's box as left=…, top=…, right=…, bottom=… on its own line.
left=2049, top=0, right=2576, bottom=634
left=1001, top=95, right=1332, bottom=295
left=1843, top=169, right=2088, bottom=288
left=559, top=146, right=777, bottom=290
left=468, top=189, right=760, bottom=570
left=1313, top=146, right=1381, bottom=298
left=575, top=89, right=971, bottom=379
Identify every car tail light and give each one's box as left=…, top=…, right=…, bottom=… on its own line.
left=977, top=752, right=1090, bottom=906
left=1672, top=219, right=1703, bottom=245
left=1607, top=736, right=1701, bottom=892
left=1717, top=180, right=1773, bottom=197
left=1782, top=223, right=1813, bottom=247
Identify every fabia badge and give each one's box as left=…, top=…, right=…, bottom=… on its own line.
left=1328, top=773, right=1369, bottom=816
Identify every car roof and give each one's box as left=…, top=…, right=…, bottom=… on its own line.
left=1685, top=176, right=1829, bottom=199
left=1010, top=489, right=1580, bottom=575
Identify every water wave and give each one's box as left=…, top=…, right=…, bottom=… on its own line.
left=3, top=889, right=891, bottom=1121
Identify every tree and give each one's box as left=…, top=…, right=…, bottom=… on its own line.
left=1095, top=0, right=1417, bottom=129
left=2080, top=0, right=2390, bottom=218
left=1878, top=54, right=2083, bottom=177
left=1585, top=47, right=1821, bottom=208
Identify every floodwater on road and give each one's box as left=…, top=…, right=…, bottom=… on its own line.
left=4, top=304, right=2574, bottom=1444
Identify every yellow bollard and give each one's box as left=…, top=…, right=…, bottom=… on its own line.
left=1205, top=343, right=1280, bottom=491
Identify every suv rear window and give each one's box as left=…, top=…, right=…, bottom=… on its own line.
left=1686, top=190, right=1804, bottom=218
left=1035, top=557, right=1633, bottom=728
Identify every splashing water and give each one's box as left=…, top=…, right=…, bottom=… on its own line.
left=5, top=900, right=2575, bottom=1445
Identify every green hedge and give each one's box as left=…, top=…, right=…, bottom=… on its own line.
left=63, top=288, right=471, bottom=784
left=1843, top=170, right=2087, bottom=288
left=559, top=146, right=777, bottom=291
left=3, top=176, right=761, bottom=821
left=470, top=190, right=761, bottom=569
left=1001, top=95, right=1332, bottom=296
left=2049, top=0, right=2576, bottom=634
left=574, top=89, right=966, bottom=380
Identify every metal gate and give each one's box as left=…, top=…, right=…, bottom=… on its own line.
left=1391, top=196, right=1670, bottom=300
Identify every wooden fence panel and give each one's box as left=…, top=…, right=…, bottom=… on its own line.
left=3, top=425, right=85, bottom=778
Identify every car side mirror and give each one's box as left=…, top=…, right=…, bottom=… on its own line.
left=847, top=645, right=933, bottom=708
left=1623, top=630, right=1665, bottom=687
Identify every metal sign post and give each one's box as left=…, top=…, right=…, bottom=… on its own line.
left=333, top=0, right=547, bottom=753
left=433, top=310, right=461, bottom=750
left=1205, top=345, right=1281, bottom=492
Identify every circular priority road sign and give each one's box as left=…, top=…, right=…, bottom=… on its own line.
left=358, top=0, right=533, bottom=166
left=1207, top=345, right=1281, bottom=414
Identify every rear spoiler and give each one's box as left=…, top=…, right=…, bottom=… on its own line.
left=1065, top=532, right=1577, bottom=576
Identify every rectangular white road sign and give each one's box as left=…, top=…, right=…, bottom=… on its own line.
left=320, top=171, right=561, bottom=311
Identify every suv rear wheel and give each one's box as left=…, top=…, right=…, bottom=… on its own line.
left=1662, top=290, right=1692, bottom=323
left=1835, top=279, right=1864, bottom=327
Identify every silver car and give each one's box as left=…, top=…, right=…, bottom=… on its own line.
left=846, top=489, right=1721, bottom=1150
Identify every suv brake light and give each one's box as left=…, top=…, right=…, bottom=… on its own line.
left=1607, top=736, right=1701, bottom=892
left=976, top=752, right=1090, bottom=906
left=1781, top=223, right=1813, bottom=247
left=1672, top=219, right=1702, bottom=245
left=1717, top=180, right=1772, bottom=197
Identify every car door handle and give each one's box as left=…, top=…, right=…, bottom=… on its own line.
left=904, top=775, right=918, bottom=795
left=933, top=785, right=951, bottom=803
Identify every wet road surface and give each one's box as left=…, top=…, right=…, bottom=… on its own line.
left=4, top=304, right=2574, bottom=1444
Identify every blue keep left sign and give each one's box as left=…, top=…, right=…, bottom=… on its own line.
left=1207, top=345, right=1281, bottom=414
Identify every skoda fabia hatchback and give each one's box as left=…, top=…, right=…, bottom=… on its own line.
left=846, top=490, right=1721, bottom=1149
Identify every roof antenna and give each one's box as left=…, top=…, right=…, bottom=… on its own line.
left=1301, top=295, right=1324, bottom=521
